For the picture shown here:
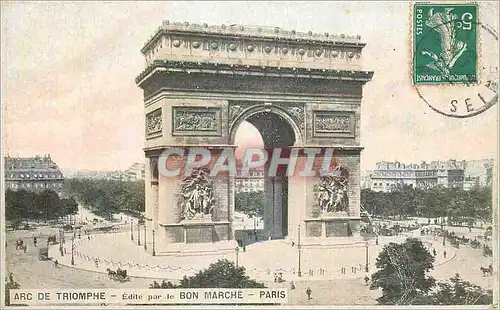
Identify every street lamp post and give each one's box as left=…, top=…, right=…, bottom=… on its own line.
left=365, top=242, right=369, bottom=272
left=235, top=247, right=240, bottom=267
left=71, top=236, right=75, bottom=266
left=137, top=222, right=141, bottom=246
left=297, top=225, right=302, bottom=277
left=442, top=213, right=446, bottom=246
left=152, top=229, right=156, bottom=256
left=131, top=221, right=134, bottom=241
left=59, top=230, right=64, bottom=257
left=144, top=224, right=147, bottom=250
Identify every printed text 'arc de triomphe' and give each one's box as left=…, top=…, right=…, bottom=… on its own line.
left=136, top=21, right=374, bottom=253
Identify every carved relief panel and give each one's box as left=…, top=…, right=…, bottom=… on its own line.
left=180, top=167, right=215, bottom=221
left=312, top=111, right=355, bottom=138
left=172, top=107, right=222, bottom=136
left=145, top=108, right=162, bottom=138
left=317, top=166, right=350, bottom=216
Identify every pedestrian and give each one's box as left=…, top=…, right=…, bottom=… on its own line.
left=33, top=236, right=37, bottom=247
left=364, top=275, right=370, bottom=286
left=433, top=249, right=436, bottom=257
left=54, top=259, right=59, bottom=267
left=94, top=259, right=99, bottom=268
left=306, top=287, right=312, bottom=300
left=23, top=244, right=27, bottom=253
left=443, top=250, right=447, bottom=258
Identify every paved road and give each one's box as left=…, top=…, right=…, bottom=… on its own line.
left=6, top=229, right=153, bottom=290
left=7, top=223, right=492, bottom=306
left=6, top=228, right=378, bottom=306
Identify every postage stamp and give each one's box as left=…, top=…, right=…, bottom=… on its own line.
left=413, top=3, right=478, bottom=85
left=1, top=1, right=499, bottom=309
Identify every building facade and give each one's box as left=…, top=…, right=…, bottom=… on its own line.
left=370, top=160, right=465, bottom=192
left=4, top=155, right=65, bottom=193
left=234, top=169, right=265, bottom=193
left=464, top=159, right=494, bottom=187
left=122, top=162, right=146, bottom=181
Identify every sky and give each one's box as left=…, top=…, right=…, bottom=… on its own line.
left=1, top=1, right=498, bottom=172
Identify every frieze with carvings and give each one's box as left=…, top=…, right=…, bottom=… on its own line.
left=286, top=105, right=305, bottom=127
left=313, top=111, right=355, bottom=138
left=145, top=109, right=162, bottom=137
left=172, top=107, right=221, bottom=136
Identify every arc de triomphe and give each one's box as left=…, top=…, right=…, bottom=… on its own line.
left=136, top=21, right=373, bottom=254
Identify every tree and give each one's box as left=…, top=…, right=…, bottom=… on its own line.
left=35, top=190, right=63, bottom=220
left=235, top=192, right=264, bottom=217
left=370, top=238, right=435, bottom=305
left=63, top=178, right=145, bottom=218
left=61, top=197, right=79, bottom=218
left=415, top=274, right=492, bottom=305
left=150, top=259, right=265, bottom=289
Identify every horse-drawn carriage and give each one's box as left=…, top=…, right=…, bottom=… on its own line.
left=106, top=268, right=130, bottom=282
left=480, top=264, right=493, bottom=277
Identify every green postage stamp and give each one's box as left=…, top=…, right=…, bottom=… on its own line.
left=413, top=3, right=478, bottom=84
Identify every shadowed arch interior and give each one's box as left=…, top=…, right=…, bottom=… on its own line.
left=245, top=112, right=296, bottom=148
left=234, top=110, right=296, bottom=239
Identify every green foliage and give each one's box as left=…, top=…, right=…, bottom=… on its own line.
left=150, top=259, right=265, bottom=289
left=361, top=186, right=492, bottom=222
left=370, top=238, right=435, bottom=305
left=235, top=191, right=264, bottom=217
left=63, top=178, right=145, bottom=218
left=415, top=274, right=493, bottom=305
left=5, top=189, right=78, bottom=221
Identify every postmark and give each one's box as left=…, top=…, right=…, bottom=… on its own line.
left=412, top=3, right=499, bottom=118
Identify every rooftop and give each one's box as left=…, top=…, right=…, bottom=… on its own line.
left=141, top=21, right=364, bottom=54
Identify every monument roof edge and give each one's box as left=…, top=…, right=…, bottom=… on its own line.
left=140, top=21, right=365, bottom=54
left=135, top=60, right=374, bottom=85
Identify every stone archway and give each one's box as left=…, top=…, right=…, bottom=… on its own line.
left=230, top=105, right=303, bottom=240
left=137, top=22, right=373, bottom=254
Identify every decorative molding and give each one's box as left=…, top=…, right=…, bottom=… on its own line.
left=172, top=107, right=221, bottom=136
left=139, top=23, right=368, bottom=70
left=145, top=108, right=162, bottom=138
left=228, top=102, right=305, bottom=134
left=142, top=22, right=364, bottom=54
left=136, top=60, right=373, bottom=86
left=312, top=111, right=356, bottom=138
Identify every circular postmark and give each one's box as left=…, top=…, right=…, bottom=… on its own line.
left=414, top=10, right=498, bottom=118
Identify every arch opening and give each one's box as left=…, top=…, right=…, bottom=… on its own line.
left=232, top=108, right=299, bottom=243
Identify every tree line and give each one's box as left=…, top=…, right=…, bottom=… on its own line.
left=361, top=185, right=492, bottom=223
left=235, top=191, right=264, bottom=217
left=63, top=178, right=145, bottom=219
left=5, top=189, right=78, bottom=223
